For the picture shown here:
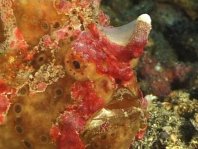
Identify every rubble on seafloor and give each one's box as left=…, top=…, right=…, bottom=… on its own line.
left=133, top=91, right=198, bottom=149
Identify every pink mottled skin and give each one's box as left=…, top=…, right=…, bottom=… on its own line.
left=10, top=28, right=28, bottom=51
left=51, top=81, right=104, bottom=149
left=52, top=22, right=148, bottom=148
left=0, top=80, right=15, bottom=124
left=135, top=126, right=147, bottom=140
left=0, top=0, right=151, bottom=148
left=0, top=95, right=9, bottom=124
left=71, top=23, right=145, bottom=81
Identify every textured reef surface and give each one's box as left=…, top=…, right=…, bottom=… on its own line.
left=0, top=0, right=151, bottom=149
